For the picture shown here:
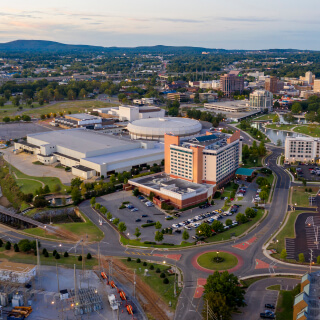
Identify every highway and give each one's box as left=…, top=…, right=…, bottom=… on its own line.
left=0, top=130, right=310, bottom=320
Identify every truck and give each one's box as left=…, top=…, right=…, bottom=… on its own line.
left=108, top=294, right=118, bottom=311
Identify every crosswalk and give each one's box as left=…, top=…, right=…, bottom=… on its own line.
left=126, top=251, right=152, bottom=256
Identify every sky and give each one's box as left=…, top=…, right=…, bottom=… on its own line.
left=1, top=0, right=320, bottom=50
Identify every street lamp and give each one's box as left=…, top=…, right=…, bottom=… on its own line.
left=216, top=250, right=220, bottom=259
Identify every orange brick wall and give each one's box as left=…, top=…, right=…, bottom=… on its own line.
left=227, top=130, right=241, bottom=144
left=190, top=145, right=204, bottom=184
left=293, top=300, right=308, bottom=320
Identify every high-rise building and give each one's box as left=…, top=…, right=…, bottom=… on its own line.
left=265, top=76, right=278, bottom=93
left=164, top=131, right=242, bottom=187
left=314, top=79, right=320, bottom=93
left=249, top=90, right=273, bottom=111
left=220, top=71, right=244, bottom=97
left=305, top=71, right=313, bottom=84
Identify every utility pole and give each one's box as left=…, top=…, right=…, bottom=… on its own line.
left=310, top=248, right=314, bottom=273
left=133, top=269, right=136, bottom=298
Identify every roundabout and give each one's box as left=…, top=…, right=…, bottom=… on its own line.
left=193, top=250, right=243, bottom=273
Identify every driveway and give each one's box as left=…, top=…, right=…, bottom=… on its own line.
left=2, top=147, right=73, bottom=184
left=233, top=277, right=300, bottom=320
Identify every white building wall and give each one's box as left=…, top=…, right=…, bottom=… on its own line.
left=285, top=137, right=317, bottom=163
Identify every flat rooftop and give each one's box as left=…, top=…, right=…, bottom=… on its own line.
left=67, top=113, right=101, bottom=120
left=130, top=173, right=212, bottom=195
left=0, top=261, right=35, bottom=273
left=28, top=129, right=136, bottom=153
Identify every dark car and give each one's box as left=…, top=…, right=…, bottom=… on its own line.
left=142, top=214, right=148, bottom=218
left=135, top=219, right=141, bottom=222
left=146, top=220, right=154, bottom=223
left=265, top=304, right=275, bottom=309
left=260, top=313, right=275, bottom=319
left=175, top=229, right=182, bottom=233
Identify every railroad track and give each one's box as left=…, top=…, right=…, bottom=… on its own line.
left=103, top=259, right=169, bottom=320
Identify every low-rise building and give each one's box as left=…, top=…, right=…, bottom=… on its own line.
left=204, top=101, right=249, bottom=113
left=0, top=262, right=36, bottom=284
left=54, top=113, right=103, bottom=129
left=249, top=90, right=273, bottom=111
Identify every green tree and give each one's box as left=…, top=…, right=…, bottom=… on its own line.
left=71, top=187, right=82, bottom=205
left=155, top=221, right=162, bottom=230
left=305, top=112, right=317, bottom=123
left=155, top=231, right=164, bottom=242
left=194, top=93, right=200, bottom=103
left=95, top=203, right=101, bottom=210
left=113, top=218, right=120, bottom=225
left=134, top=227, right=141, bottom=239
left=204, top=271, right=245, bottom=310
left=133, top=188, right=140, bottom=197
left=18, top=239, right=31, bottom=252
left=78, top=255, right=82, bottom=261
left=55, top=253, right=60, bottom=259
left=2, top=117, right=10, bottom=123
left=87, top=253, right=92, bottom=260
left=277, top=139, right=282, bottom=146
left=259, top=190, right=268, bottom=202
left=212, top=220, right=224, bottom=233
left=245, top=208, right=257, bottom=219
left=14, top=243, right=19, bottom=252
left=182, top=230, right=189, bottom=241
left=273, top=114, right=280, bottom=122
left=202, top=292, right=231, bottom=320
left=283, top=112, right=296, bottom=124
left=197, top=223, right=213, bottom=237
left=280, top=249, right=287, bottom=259
left=225, top=219, right=233, bottom=226
left=291, top=102, right=302, bottom=114
left=79, top=88, right=87, bottom=99
left=90, top=197, right=96, bottom=206
left=106, top=212, right=112, bottom=220
left=67, top=89, right=76, bottom=100
left=298, top=253, right=305, bottom=263
left=118, top=222, right=127, bottom=233
left=236, top=213, right=248, bottom=224
left=43, top=185, right=50, bottom=194
left=5, top=241, right=11, bottom=250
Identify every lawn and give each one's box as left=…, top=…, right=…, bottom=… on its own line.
left=120, top=236, right=193, bottom=248
left=267, top=210, right=303, bottom=255
left=242, top=156, right=263, bottom=168
left=0, top=250, right=98, bottom=269
left=206, top=209, right=264, bottom=242
left=276, top=285, right=301, bottom=320
left=254, top=113, right=276, bottom=121
left=196, top=252, right=238, bottom=270
left=293, top=125, right=320, bottom=138
left=24, top=210, right=104, bottom=242
left=11, top=165, right=69, bottom=194
left=267, top=284, right=281, bottom=291
left=292, top=186, right=318, bottom=207
left=265, top=124, right=295, bottom=131
left=120, top=258, right=181, bottom=309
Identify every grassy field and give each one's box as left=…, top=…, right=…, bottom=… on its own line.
left=0, top=100, right=117, bottom=120
left=254, top=113, right=276, bottom=121
left=293, top=125, right=320, bottom=137
left=265, top=124, right=295, bottom=131
left=292, top=186, right=318, bottom=207
left=268, top=211, right=303, bottom=254
left=120, top=258, right=181, bottom=309
left=0, top=249, right=98, bottom=269
left=206, top=209, right=264, bottom=242
left=11, top=165, right=69, bottom=194
left=276, top=285, right=300, bottom=320
left=267, top=284, right=281, bottom=291
left=23, top=210, right=104, bottom=242
left=196, top=252, right=238, bottom=270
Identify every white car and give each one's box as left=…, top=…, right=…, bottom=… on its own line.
left=172, top=224, right=179, bottom=228
left=184, top=226, right=192, bottom=230
left=187, top=219, right=193, bottom=223
left=232, top=221, right=238, bottom=226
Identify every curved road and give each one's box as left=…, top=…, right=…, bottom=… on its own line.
left=0, top=140, right=310, bottom=319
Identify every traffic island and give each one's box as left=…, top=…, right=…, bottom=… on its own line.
left=194, top=250, right=241, bottom=272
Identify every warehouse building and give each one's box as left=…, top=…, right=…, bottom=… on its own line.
left=53, top=113, right=105, bottom=129
left=14, top=129, right=164, bottom=179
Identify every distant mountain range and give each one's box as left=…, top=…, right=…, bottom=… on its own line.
left=0, top=40, right=310, bottom=54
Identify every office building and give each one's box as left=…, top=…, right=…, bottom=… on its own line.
left=284, top=137, right=320, bottom=163
left=166, top=92, right=189, bottom=102
left=314, top=79, right=320, bottom=93
left=249, top=90, right=273, bottom=111
left=164, top=131, right=242, bottom=187
left=204, top=101, right=248, bottom=113
left=265, top=76, right=278, bottom=93
left=14, top=129, right=164, bottom=179
left=293, top=271, right=320, bottom=320
left=220, top=71, right=244, bottom=97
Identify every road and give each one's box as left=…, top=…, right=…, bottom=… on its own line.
left=0, top=128, right=310, bottom=320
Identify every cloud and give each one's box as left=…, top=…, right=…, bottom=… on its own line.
left=156, top=18, right=204, bottom=23
left=215, top=16, right=276, bottom=22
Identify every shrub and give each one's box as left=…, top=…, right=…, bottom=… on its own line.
left=53, top=249, right=57, bottom=256
left=44, top=251, right=49, bottom=257
left=156, top=268, right=160, bottom=273
left=160, top=273, right=166, bottom=278
left=298, top=253, right=305, bottom=263
left=14, top=243, right=19, bottom=252
left=78, top=255, right=82, bottom=262
left=42, top=248, right=47, bottom=255
left=127, top=257, right=131, bottom=262
left=143, top=262, right=147, bottom=266
left=55, top=253, right=60, bottom=260
left=64, top=252, right=69, bottom=258
left=87, top=253, right=92, bottom=260
left=136, top=258, right=141, bottom=263
left=144, top=241, right=156, bottom=245
left=163, top=278, right=169, bottom=284
left=0, top=239, right=3, bottom=247
left=5, top=241, right=11, bottom=250
left=141, top=223, right=156, bottom=228
left=149, top=265, right=154, bottom=270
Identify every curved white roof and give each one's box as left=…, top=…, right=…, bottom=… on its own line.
left=127, top=117, right=202, bottom=137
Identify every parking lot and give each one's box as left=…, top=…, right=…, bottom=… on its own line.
left=97, top=181, right=259, bottom=245
left=292, top=164, right=320, bottom=181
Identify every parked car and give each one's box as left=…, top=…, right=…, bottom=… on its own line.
left=232, top=221, right=238, bottom=226
left=265, top=304, right=275, bottom=309
left=172, top=224, right=179, bottom=228
left=260, top=310, right=275, bottom=319
left=131, top=208, right=139, bottom=212
left=199, top=203, right=210, bottom=209
left=137, top=195, right=144, bottom=200
left=135, top=219, right=141, bottom=222
left=141, top=214, right=148, bottom=218
left=146, top=220, right=154, bottom=223
left=175, top=229, right=182, bottom=233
